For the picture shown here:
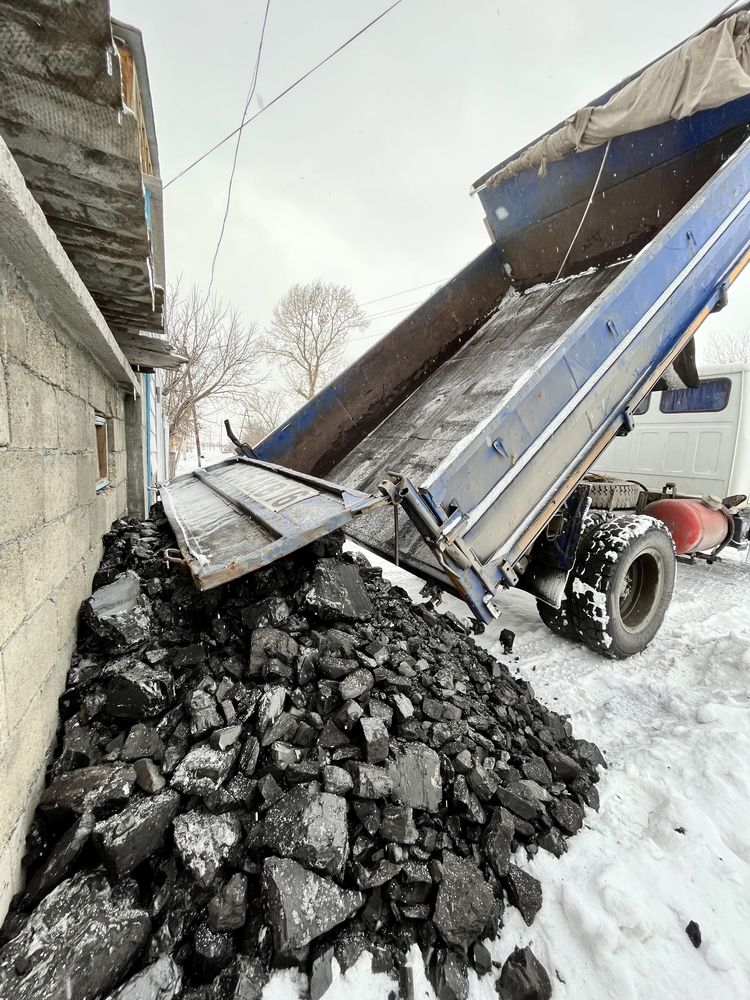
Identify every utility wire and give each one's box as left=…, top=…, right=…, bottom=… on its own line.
left=204, top=0, right=271, bottom=302
left=360, top=278, right=446, bottom=306
left=364, top=299, right=423, bottom=322
left=164, top=0, right=405, bottom=189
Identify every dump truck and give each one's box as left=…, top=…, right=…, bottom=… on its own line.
left=161, top=9, right=750, bottom=658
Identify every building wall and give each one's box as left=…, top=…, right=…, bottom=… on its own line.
left=0, top=252, right=129, bottom=916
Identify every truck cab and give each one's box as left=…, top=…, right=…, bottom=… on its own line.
left=594, top=364, right=750, bottom=500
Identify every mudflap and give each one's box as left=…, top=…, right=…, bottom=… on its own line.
left=516, top=487, right=591, bottom=608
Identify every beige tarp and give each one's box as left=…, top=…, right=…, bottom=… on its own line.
left=479, top=11, right=750, bottom=191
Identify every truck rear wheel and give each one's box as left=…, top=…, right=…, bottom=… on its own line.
left=569, top=514, right=675, bottom=658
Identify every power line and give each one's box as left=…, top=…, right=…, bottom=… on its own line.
left=360, top=278, right=446, bottom=306
left=205, top=0, right=271, bottom=301
left=365, top=299, right=423, bottom=322
left=164, top=0, right=405, bottom=190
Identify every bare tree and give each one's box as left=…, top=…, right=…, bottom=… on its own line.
left=264, top=280, right=368, bottom=399
left=162, top=281, right=261, bottom=475
left=240, top=388, right=289, bottom=445
left=701, top=329, right=750, bottom=366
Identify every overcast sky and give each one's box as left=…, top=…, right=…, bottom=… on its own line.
left=111, top=0, right=749, bottom=384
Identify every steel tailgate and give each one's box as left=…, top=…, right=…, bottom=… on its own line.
left=159, top=458, right=387, bottom=589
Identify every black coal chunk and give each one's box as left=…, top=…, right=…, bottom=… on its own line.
left=433, top=852, right=494, bottom=951
left=170, top=745, right=237, bottom=797
left=39, top=764, right=136, bottom=816
left=359, top=716, right=389, bottom=763
left=93, top=790, right=180, bottom=877
left=103, top=955, right=182, bottom=1000
left=348, top=762, right=393, bottom=800
left=431, top=948, right=469, bottom=1000
left=550, top=796, right=584, bottom=835
left=262, top=785, right=349, bottom=878
left=498, top=946, right=552, bottom=1000
left=208, top=874, right=247, bottom=932
left=685, top=920, right=701, bottom=948
left=388, top=740, right=442, bottom=813
left=22, top=812, right=95, bottom=909
left=262, top=857, right=364, bottom=954
left=172, top=811, right=242, bottom=888
left=106, top=664, right=175, bottom=719
left=191, top=922, right=236, bottom=982
left=0, top=872, right=150, bottom=1000
left=304, top=560, right=373, bottom=620
left=83, top=571, right=152, bottom=648
left=482, top=808, right=513, bottom=876
left=506, top=864, right=543, bottom=926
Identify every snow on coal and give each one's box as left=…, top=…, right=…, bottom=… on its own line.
left=0, top=511, right=605, bottom=1000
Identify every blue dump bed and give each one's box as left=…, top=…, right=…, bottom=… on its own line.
left=161, top=10, right=750, bottom=621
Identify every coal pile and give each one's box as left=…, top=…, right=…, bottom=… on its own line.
left=0, top=512, right=605, bottom=1000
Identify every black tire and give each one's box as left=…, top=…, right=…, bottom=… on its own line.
left=583, top=478, right=642, bottom=511
left=569, top=514, right=675, bottom=658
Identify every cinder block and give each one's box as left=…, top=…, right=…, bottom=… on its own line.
left=24, top=310, right=65, bottom=388
left=0, top=663, right=62, bottom=878
left=89, top=492, right=109, bottom=547
left=108, top=385, right=126, bottom=421
left=0, top=671, right=8, bottom=752
left=1, top=599, right=57, bottom=734
left=104, top=484, right=121, bottom=527
left=0, top=837, right=16, bottom=924
left=0, top=355, right=9, bottom=447
left=0, top=803, right=35, bottom=922
left=0, top=450, right=43, bottom=544
left=116, top=479, right=128, bottom=517
left=19, top=519, right=71, bottom=611
left=42, top=452, right=79, bottom=523
left=62, top=342, right=88, bottom=401
left=77, top=451, right=98, bottom=503
left=53, top=561, right=86, bottom=647
left=56, top=388, right=91, bottom=453
left=109, top=415, right=127, bottom=453
left=88, top=365, right=107, bottom=413
left=0, top=295, right=27, bottom=362
left=65, top=505, right=90, bottom=566
left=83, top=540, right=104, bottom=588
left=0, top=541, right=27, bottom=646
left=6, top=360, right=58, bottom=449
left=111, top=448, right=128, bottom=487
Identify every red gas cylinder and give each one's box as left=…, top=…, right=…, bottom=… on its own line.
left=644, top=497, right=732, bottom=555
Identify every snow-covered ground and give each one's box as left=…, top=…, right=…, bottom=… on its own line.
left=267, top=545, right=750, bottom=1000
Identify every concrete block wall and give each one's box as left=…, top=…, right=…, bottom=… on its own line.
left=0, top=253, right=129, bottom=913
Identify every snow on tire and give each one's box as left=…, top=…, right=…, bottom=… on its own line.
left=569, top=514, right=675, bottom=659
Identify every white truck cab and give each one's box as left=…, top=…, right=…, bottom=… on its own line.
left=595, top=364, right=750, bottom=500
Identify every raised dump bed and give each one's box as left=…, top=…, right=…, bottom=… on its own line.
left=162, top=9, right=750, bottom=656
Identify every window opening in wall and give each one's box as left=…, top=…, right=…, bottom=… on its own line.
left=95, top=414, right=110, bottom=492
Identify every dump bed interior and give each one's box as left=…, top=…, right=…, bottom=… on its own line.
left=333, top=266, right=622, bottom=581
